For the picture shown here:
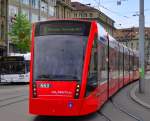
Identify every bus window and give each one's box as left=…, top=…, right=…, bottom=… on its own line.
left=1, top=61, right=25, bottom=74
left=25, top=60, right=30, bottom=72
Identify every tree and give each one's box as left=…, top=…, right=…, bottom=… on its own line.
left=9, top=13, right=31, bottom=53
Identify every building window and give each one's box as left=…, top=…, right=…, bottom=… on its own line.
left=48, top=6, right=54, bottom=16
left=22, top=0, right=29, bottom=5
left=22, top=9, right=29, bottom=20
left=32, top=0, right=39, bottom=9
left=89, top=13, right=93, bottom=18
left=67, top=11, right=70, bottom=18
left=41, top=0, right=48, bottom=12
left=9, top=5, right=18, bottom=17
left=40, top=16, right=47, bottom=21
left=8, top=5, right=18, bottom=31
left=61, top=7, right=64, bottom=18
left=131, top=42, right=133, bottom=49
left=32, top=14, right=38, bottom=23
left=79, top=13, right=82, bottom=18
left=136, top=43, right=139, bottom=50
left=74, top=13, right=77, bottom=18
left=84, top=13, right=87, bottom=18
left=66, top=0, right=70, bottom=5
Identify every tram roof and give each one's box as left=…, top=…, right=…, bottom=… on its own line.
left=108, top=35, right=120, bottom=50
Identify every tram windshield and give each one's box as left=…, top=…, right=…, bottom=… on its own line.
left=34, top=35, right=88, bottom=81
left=34, top=21, right=91, bottom=81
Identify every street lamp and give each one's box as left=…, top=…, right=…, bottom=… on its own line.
left=117, top=0, right=128, bottom=6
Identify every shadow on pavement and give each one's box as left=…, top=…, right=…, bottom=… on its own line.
left=33, top=113, right=97, bottom=121
left=0, top=82, right=29, bottom=86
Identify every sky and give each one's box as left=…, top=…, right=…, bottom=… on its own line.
left=71, top=0, right=150, bottom=29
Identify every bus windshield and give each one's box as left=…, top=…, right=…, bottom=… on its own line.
left=0, top=61, right=25, bottom=74
left=34, top=35, right=88, bottom=81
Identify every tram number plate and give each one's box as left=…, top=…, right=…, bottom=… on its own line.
left=39, top=83, right=51, bottom=88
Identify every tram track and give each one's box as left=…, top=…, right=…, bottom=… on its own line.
left=97, top=111, right=112, bottom=121
left=0, top=97, right=28, bottom=108
left=110, top=98, right=144, bottom=121
left=0, top=94, right=28, bottom=109
left=0, top=94, right=27, bottom=102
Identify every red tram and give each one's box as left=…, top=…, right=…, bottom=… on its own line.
left=29, top=20, right=139, bottom=116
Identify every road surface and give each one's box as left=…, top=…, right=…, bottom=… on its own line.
left=0, top=82, right=149, bottom=121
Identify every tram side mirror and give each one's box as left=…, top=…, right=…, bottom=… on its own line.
left=87, top=76, right=98, bottom=91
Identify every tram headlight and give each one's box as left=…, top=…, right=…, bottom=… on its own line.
left=33, top=83, right=37, bottom=98
left=77, top=84, right=80, bottom=88
left=76, top=89, right=79, bottom=92
left=74, top=84, right=80, bottom=99
left=33, top=88, right=36, bottom=91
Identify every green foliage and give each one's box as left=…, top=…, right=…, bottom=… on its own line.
left=9, top=13, right=31, bottom=53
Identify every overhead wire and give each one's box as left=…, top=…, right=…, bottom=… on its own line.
left=94, top=0, right=150, bottom=17
left=92, top=0, right=139, bottom=28
left=83, top=0, right=149, bottom=28
left=93, top=0, right=130, bottom=19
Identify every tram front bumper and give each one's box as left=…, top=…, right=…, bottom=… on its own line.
left=29, top=98, right=83, bottom=116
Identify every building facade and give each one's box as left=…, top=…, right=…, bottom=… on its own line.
left=8, top=0, right=56, bottom=24
left=71, top=2, right=114, bottom=35
left=0, top=0, right=8, bottom=56
left=1, top=0, right=115, bottom=55
left=114, top=27, right=150, bottom=64
left=8, top=0, right=56, bottom=53
left=55, top=1, right=115, bottom=35
left=55, top=0, right=73, bottom=19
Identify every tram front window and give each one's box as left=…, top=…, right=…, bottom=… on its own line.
left=34, top=35, right=87, bottom=81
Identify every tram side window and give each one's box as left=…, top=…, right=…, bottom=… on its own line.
left=124, top=53, right=129, bottom=75
left=138, top=57, right=139, bottom=68
left=129, top=54, right=131, bottom=71
left=98, top=43, right=108, bottom=83
left=126, top=54, right=129, bottom=74
left=109, top=47, right=117, bottom=79
left=117, top=51, right=122, bottom=77
left=128, top=53, right=130, bottom=71
left=115, top=49, right=119, bottom=79
left=136, top=57, right=138, bottom=70
left=129, top=55, right=132, bottom=71
left=87, top=39, right=98, bottom=91
left=134, top=57, right=136, bottom=69
left=126, top=54, right=129, bottom=75
left=120, top=51, right=123, bottom=78
left=131, top=55, right=134, bottom=71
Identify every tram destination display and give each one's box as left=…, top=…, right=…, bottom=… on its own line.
left=35, top=20, right=91, bottom=36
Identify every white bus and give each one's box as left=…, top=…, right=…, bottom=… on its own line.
left=0, top=53, right=30, bottom=83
